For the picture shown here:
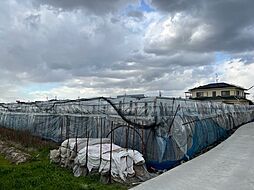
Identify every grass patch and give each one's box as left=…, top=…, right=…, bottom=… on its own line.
left=0, top=160, right=126, bottom=190
left=0, top=154, right=10, bottom=166
left=0, top=127, right=127, bottom=190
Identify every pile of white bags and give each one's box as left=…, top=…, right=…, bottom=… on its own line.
left=50, top=138, right=145, bottom=181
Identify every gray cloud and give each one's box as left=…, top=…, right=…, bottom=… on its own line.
left=0, top=2, right=139, bottom=83
left=127, top=10, right=144, bottom=20
left=147, top=0, right=254, bottom=54
left=0, top=0, right=253, bottom=102
left=33, top=0, right=138, bottom=14
left=151, top=0, right=200, bottom=13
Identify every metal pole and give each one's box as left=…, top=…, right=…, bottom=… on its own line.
left=109, top=121, right=113, bottom=183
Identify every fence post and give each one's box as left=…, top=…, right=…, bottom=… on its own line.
left=109, top=121, right=113, bottom=183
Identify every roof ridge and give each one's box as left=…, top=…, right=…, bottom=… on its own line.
left=189, top=82, right=247, bottom=91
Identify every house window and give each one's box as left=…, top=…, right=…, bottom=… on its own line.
left=236, top=90, right=240, bottom=96
left=221, top=91, right=230, bottom=97
left=212, top=91, right=216, bottom=97
left=196, top=92, right=204, bottom=97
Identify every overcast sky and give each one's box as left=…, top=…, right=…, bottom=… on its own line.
left=0, top=0, right=254, bottom=102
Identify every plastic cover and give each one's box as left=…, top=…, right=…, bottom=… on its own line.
left=1, top=97, right=254, bottom=170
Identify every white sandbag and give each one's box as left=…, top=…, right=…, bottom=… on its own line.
left=50, top=149, right=60, bottom=163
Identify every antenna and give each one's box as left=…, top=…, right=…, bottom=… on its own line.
left=247, top=85, right=254, bottom=90
left=215, top=73, right=219, bottom=83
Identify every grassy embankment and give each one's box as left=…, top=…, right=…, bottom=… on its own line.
left=0, top=127, right=127, bottom=190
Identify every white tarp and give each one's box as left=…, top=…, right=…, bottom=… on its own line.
left=50, top=138, right=145, bottom=181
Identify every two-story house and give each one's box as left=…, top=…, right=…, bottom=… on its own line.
left=187, top=82, right=252, bottom=105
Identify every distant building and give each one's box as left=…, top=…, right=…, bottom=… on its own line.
left=187, top=82, right=252, bottom=105
left=117, top=94, right=145, bottom=99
